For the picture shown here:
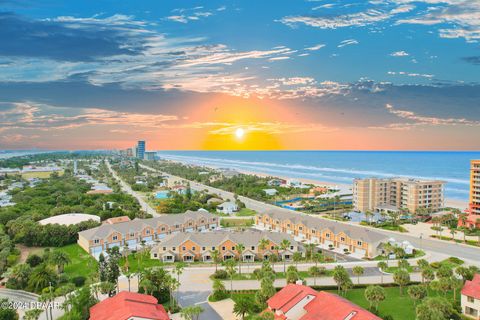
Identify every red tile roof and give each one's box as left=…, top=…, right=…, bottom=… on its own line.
left=462, top=274, right=480, bottom=300
left=89, top=291, right=169, bottom=320
left=301, top=291, right=381, bottom=320
left=266, top=284, right=381, bottom=320
left=267, top=283, right=318, bottom=314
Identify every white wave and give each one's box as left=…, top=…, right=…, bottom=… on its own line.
left=158, top=153, right=470, bottom=185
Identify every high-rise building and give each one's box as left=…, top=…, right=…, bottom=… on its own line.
left=73, top=160, right=78, bottom=175
left=144, top=151, right=156, bottom=161
left=461, top=160, right=480, bottom=229
left=136, top=140, right=145, bottom=159
left=353, top=177, right=445, bottom=214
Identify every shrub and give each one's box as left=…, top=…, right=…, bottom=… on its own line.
left=212, top=270, right=228, bottom=279
left=71, top=276, right=86, bottom=287
left=26, top=254, right=43, bottom=267
left=447, top=257, right=464, bottom=265
left=6, top=254, right=18, bottom=267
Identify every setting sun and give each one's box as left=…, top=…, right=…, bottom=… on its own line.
left=235, top=128, right=245, bottom=139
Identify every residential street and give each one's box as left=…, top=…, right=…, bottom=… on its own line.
left=106, top=160, right=161, bottom=217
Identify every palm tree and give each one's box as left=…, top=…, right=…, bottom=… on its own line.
left=352, top=266, right=364, bottom=285
left=50, top=251, right=71, bottom=274
left=236, top=243, right=245, bottom=275
left=292, top=252, right=302, bottom=268
left=258, top=238, right=270, bottom=258
left=377, top=261, right=387, bottom=284
left=233, top=296, right=253, bottom=320
left=279, top=239, right=291, bottom=274
left=174, top=262, right=185, bottom=306
left=225, top=259, right=237, bottom=294
left=309, top=266, right=322, bottom=286
left=212, top=250, right=220, bottom=272
left=28, top=264, right=57, bottom=293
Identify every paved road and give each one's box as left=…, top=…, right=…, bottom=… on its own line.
left=106, top=161, right=160, bottom=217
left=0, top=288, right=65, bottom=320
left=140, top=163, right=480, bottom=265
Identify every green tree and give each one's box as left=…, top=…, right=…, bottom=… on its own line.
left=416, top=297, right=456, bottom=320
left=50, top=250, right=71, bottom=273
left=211, top=250, right=220, bottom=272
left=309, top=266, right=325, bottom=286
left=407, top=285, right=427, bottom=305
left=0, top=298, right=18, bottom=320
left=393, top=269, right=410, bottom=295
left=28, top=263, right=57, bottom=293
left=233, top=296, right=253, bottom=320
left=377, top=261, right=387, bottom=284
left=24, top=309, right=42, bottom=320
left=364, top=285, right=385, bottom=311
left=333, top=266, right=352, bottom=296
left=225, top=259, right=237, bottom=294
left=180, top=305, right=204, bottom=320
left=417, top=259, right=429, bottom=270
left=212, top=279, right=228, bottom=301
left=292, top=252, right=303, bottom=268
left=279, top=239, right=291, bottom=274
left=236, top=243, right=245, bottom=275
left=352, top=266, right=364, bottom=284
left=422, top=267, right=435, bottom=285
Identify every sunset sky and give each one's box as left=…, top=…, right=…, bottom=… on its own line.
left=0, top=0, right=479, bottom=150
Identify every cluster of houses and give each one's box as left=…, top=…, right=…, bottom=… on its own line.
left=77, top=210, right=220, bottom=258
left=255, top=210, right=389, bottom=258
left=149, top=229, right=300, bottom=263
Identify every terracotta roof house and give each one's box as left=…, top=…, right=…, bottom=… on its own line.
left=89, top=291, right=169, bottom=320
left=266, top=284, right=381, bottom=320
left=461, top=274, right=480, bottom=319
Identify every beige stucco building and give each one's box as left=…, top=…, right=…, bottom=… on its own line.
left=353, top=177, right=445, bottom=214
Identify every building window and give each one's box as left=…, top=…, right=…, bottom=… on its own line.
left=326, top=233, right=330, bottom=238
left=163, top=247, right=166, bottom=251
left=468, top=296, right=475, bottom=303
left=465, top=307, right=478, bottom=317
left=182, top=246, right=186, bottom=251
left=130, top=233, right=135, bottom=237
left=153, top=253, right=158, bottom=258
left=112, top=236, right=118, bottom=241
left=161, top=227, right=165, bottom=231
left=172, top=247, right=176, bottom=251
left=341, top=237, right=345, bottom=242
left=202, top=247, right=206, bottom=251
left=232, top=246, right=235, bottom=251
left=299, top=227, right=303, bottom=231
left=212, top=246, right=216, bottom=251
left=94, top=239, right=99, bottom=244
left=251, top=246, right=255, bottom=250
left=271, top=246, right=275, bottom=250
left=192, top=247, right=196, bottom=251
left=357, top=241, right=362, bottom=246
left=222, top=246, right=226, bottom=251
left=290, top=246, right=294, bottom=250
left=146, top=230, right=150, bottom=235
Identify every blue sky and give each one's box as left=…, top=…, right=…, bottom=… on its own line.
left=0, top=0, right=479, bottom=150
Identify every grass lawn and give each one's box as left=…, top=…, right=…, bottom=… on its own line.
left=378, top=225, right=408, bottom=233
left=231, top=286, right=459, bottom=320
left=325, top=286, right=458, bottom=320
left=220, top=218, right=254, bottom=228
left=21, top=170, right=64, bottom=179
left=230, top=269, right=333, bottom=280
left=235, top=208, right=257, bottom=217
left=57, top=244, right=97, bottom=280
left=431, top=235, right=480, bottom=247
left=120, top=253, right=165, bottom=273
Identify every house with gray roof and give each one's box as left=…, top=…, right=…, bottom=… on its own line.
left=150, top=229, right=302, bottom=263
left=78, top=210, right=220, bottom=258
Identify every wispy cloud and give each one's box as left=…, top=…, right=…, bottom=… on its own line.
left=387, top=71, right=434, bottom=78
left=337, top=39, right=359, bottom=48
left=390, top=50, right=409, bottom=57
left=305, top=44, right=326, bottom=51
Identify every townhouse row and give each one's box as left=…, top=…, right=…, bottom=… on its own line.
left=255, top=210, right=388, bottom=258
left=150, top=229, right=301, bottom=263
left=78, top=210, right=219, bottom=258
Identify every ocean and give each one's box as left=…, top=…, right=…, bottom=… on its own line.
left=155, top=151, right=480, bottom=202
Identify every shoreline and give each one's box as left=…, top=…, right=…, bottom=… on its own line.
left=164, top=159, right=469, bottom=211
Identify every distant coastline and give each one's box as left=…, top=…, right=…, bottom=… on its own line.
left=157, top=150, right=474, bottom=210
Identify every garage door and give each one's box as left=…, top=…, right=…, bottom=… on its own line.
left=90, top=246, right=103, bottom=257
left=142, top=236, right=153, bottom=243
left=126, top=239, right=137, bottom=248
left=354, top=248, right=367, bottom=257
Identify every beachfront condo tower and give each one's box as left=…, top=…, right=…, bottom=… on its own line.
left=353, top=178, right=445, bottom=214
left=136, top=140, right=145, bottom=160
left=462, top=160, right=480, bottom=229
